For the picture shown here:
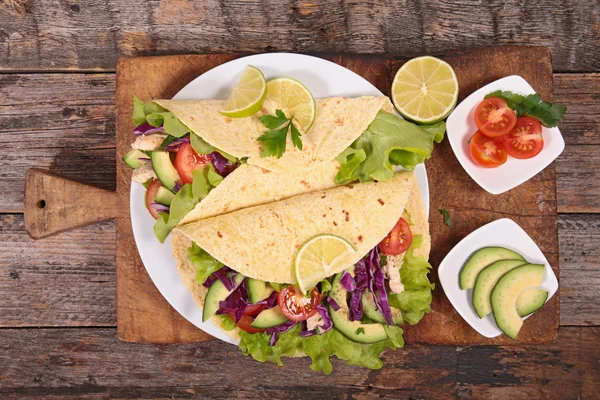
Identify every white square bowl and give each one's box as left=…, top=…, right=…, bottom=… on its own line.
left=446, top=75, right=565, bottom=195
left=437, top=218, right=558, bottom=338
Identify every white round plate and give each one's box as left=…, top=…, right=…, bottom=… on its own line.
left=130, top=53, right=429, bottom=345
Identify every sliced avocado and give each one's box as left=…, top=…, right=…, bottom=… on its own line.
left=329, top=271, right=387, bottom=344
left=150, top=151, right=180, bottom=192
left=491, top=264, right=545, bottom=339
left=459, top=246, right=525, bottom=290
left=251, top=306, right=289, bottom=329
left=516, top=288, right=548, bottom=317
left=122, top=149, right=149, bottom=169
left=472, top=259, right=528, bottom=318
left=247, top=278, right=275, bottom=304
left=154, top=186, right=175, bottom=206
left=362, top=292, right=403, bottom=325
left=202, top=274, right=245, bottom=322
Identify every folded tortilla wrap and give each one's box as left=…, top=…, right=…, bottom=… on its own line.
left=154, top=96, right=394, bottom=172
left=175, top=171, right=415, bottom=283
left=171, top=176, right=429, bottom=341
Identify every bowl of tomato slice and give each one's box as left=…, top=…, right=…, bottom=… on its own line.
left=446, top=75, right=565, bottom=195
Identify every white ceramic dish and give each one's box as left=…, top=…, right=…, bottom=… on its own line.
left=130, top=53, right=429, bottom=345
left=437, top=218, right=558, bottom=338
left=446, top=75, right=565, bottom=195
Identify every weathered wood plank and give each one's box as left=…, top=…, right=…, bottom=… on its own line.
left=0, top=214, right=115, bottom=327
left=556, top=146, right=600, bottom=213
left=0, top=73, right=116, bottom=212
left=0, top=1, right=598, bottom=72
left=1, top=212, right=597, bottom=328
left=0, top=327, right=597, bottom=399
left=554, top=74, right=600, bottom=145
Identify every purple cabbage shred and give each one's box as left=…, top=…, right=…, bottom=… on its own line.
left=134, top=122, right=165, bottom=136
left=209, top=152, right=238, bottom=177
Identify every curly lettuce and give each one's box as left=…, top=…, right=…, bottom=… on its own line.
left=335, top=111, right=445, bottom=184
left=133, top=95, right=191, bottom=138
left=187, top=242, right=223, bottom=285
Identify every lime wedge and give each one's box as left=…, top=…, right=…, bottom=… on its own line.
left=219, top=65, right=267, bottom=118
left=391, top=56, right=459, bottom=124
left=265, top=77, right=316, bottom=131
left=294, top=234, right=356, bottom=294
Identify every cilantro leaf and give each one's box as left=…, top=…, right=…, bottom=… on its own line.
left=485, top=90, right=524, bottom=110
left=258, top=110, right=304, bottom=158
left=438, top=209, right=452, bottom=228
left=516, top=94, right=542, bottom=116
left=485, top=90, right=566, bottom=127
left=356, top=327, right=365, bottom=335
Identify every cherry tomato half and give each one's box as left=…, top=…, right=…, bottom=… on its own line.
left=502, top=116, right=544, bottom=159
left=474, top=97, right=517, bottom=137
left=277, top=286, right=321, bottom=322
left=242, top=303, right=267, bottom=317
left=174, top=143, right=212, bottom=185
left=469, top=130, right=508, bottom=168
left=145, top=179, right=163, bottom=219
left=378, top=218, right=413, bottom=256
left=228, top=312, right=265, bottom=334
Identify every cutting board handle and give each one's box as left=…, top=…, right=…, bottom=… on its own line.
left=24, top=168, right=119, bottom=239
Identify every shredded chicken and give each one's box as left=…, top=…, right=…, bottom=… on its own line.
left=132, top=134, right=168, bottom=151
left=131, top=163, right=157, bottom=183
left=386, top=255, right=405, bottom=294
left=305, top=312, right=325, bottom=331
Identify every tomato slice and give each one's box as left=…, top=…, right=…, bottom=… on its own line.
left=277, top=286, right=321, bottom=322
left=474, top=97, right=517, bottom=137
left=502, top=116, right=544, bottom=159
left=378, top=218, right=413, bottom=256
left=228, top=312, right=265, bottom=334
left=145, top=179, right=163, bottom=219
left=174, top=143, right=212, bottom=185
left=242, top=303, right=267, bottom=317
left=469, top=130, right=508, bottom=168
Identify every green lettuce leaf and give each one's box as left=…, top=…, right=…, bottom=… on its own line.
left=187, top=242, right=224, bottom=285
left=239, top=324, right=403, bottom=374
left=132, top=96, right=191, bottom=138
left=153, top=184, right=199, bottom=243
left=335, top=111, right=445, bottom=184
left=388, top=235, right=435, bottom=325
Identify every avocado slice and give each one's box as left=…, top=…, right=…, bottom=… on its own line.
left=202, top=274, right=245, bottom=322
left=472, top=259, right=528, bottom=318
left=491, top=264, right=545, bottom=339
left=247, top=278, right=275, bottom=304
left=122, top=149, right=149, bottom=169
left=459, top=246, right=525, bottom=290
left=516, top=288, right=548, bottom=317
left=154, top=186, right=175, bottom=206
left=150, top=151, right=180, bottom=192
left=251, top=306, right=289, bottom=329
left=329, top=270, right=387, bottom=344
left=362, top=292, right=403, bottom=325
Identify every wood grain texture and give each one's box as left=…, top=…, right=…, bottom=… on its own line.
left=0, top=327, right=598, bottom=399
left=554, top=74, right=600, bottom=145
left=24, top=169, right=118, bottom=238
left=0, top=214, right=115, bottom=327
left=0, top=1, right=598, bottom=72
left=557, top=146, right=600, bottom=213
left=0, top=73, right=115, bottom=213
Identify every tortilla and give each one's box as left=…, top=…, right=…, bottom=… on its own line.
left=175, top=171, right=415, bottom=283
left=180, top=161, right=341, bottom=225
left=154, top=96, right=394, bottom=172
left=171, top=175, right=430, bottom=341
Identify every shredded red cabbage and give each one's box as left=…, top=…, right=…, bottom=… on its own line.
left=326, top=296, right=340, bottom=311
left=134, top=122, right=165, bottom=136
left=210, top=152, right=238, bottom=177
left=340, top=271, right=357, bottom=292
left=150, top=202, right=170, bottom=213
left=217, top=279, right=248, bottom=323
left=213, top=268, right=237, bottom=292
left=138, top=157, right=151, bottom=162
left=349, top=291, right=363, bottom=321
left=265, top=320, right=297, bottom=346
left=173, top=182, right=181, bottom=193
left=202, top=266, right=232, bottom=288
left=366, top=247, right=394, bottom=325
left=165, top=137, right=191, bottom=152
left=299, top=305, right=333, bottom=338
left=354, top=259, right=368, bottom=290
left=255, top=291, right=278, bottom=308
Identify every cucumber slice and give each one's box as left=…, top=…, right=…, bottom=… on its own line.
left=122, top=149, right=149, bottom=169
left=154, top=186, right=175, bottom=206
left=251, top=306, right=289, bottom=329
left=202, top=274, right=245, bottom=322
left=247, top=278, right=275, bottom=304
left=150, top=151, right=180, bottom=192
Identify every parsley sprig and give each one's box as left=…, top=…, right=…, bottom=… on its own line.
left=258, top=110, right=303, bottom=158
left=485, top=90, right=566, bottom=128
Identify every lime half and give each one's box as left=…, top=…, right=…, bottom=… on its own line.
left=265, top=77, right=316, bottom=131
left=391, top=56, right=459, bottom=124
left=219, top=65, right=267, bottom=118
left=294, top=234, right=356, bottom=294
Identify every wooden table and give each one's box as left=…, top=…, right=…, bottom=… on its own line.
left=0, top=1, right=598, bottom=398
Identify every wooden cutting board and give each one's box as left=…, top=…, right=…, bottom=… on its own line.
left=24, top=47, right=558, bottom=345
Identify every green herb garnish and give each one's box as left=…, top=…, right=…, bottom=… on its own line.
left=258, top=110, right=303, bottom=158
left=438, top=209, right=452, bottom=228
left=356, top=327, right=365, bottom=335
left=485, top=90, right=566, bottom=128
